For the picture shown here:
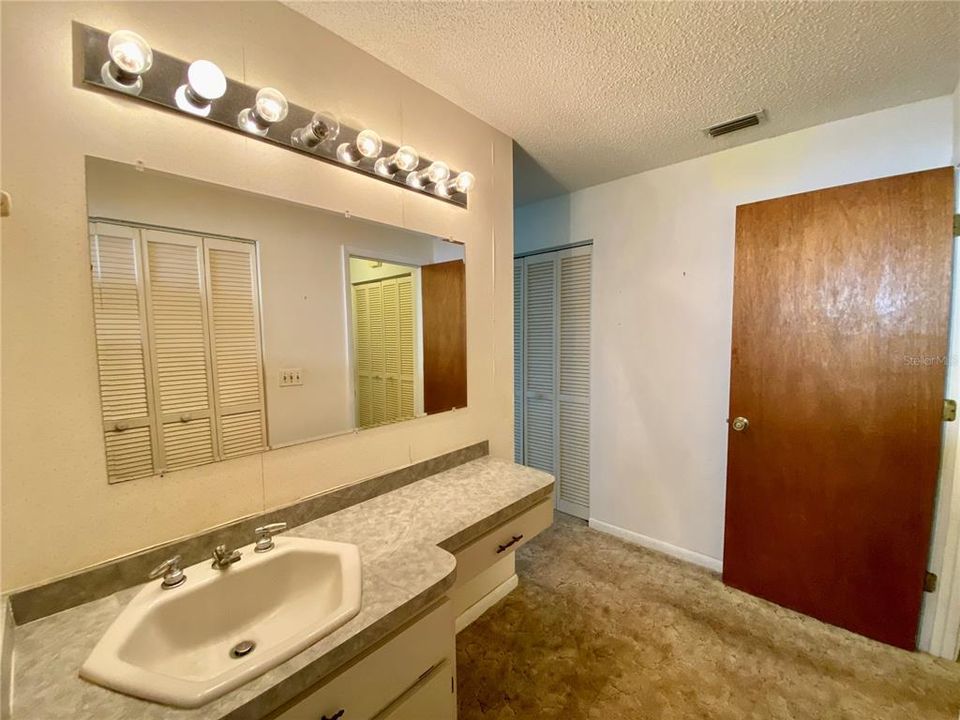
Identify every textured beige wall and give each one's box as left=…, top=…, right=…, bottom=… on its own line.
left=0, top=1, right=514, bottom=591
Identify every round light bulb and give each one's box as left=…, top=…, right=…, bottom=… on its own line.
left=108, top=30, right=153, bottom=75
left=255, top=87, right=288, bottom=124
left=426, top=161, right=450, bottom=184
left=394, top=145, right=419, bottom=172
left=187, top=60, right=226, bottom=101
left=292, top=111, right=340, bottom=149
left=356, top=129, right=382, bottom=159
left=454, top=171, right=476, bottom=193
left=337, top=142, right=360, bottom=166
left=175, top=60, right=227, bottom=117
left=310, top=112, right=339, bottom=142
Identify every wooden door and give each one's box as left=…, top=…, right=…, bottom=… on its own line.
left=421, top=259, right=466, bottom=414
left=723, top=168, right=954, bottom=650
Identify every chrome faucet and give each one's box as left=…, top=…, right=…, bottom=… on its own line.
left=149, top=555, right=186, bottom=589
left=211, top=543, right=242, bottom=569
left=254, top=522, right=287, bottom=553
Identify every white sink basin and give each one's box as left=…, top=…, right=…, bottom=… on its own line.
left=80, top=536, right=362, bottom=708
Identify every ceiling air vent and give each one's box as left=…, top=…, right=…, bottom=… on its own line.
left=704, top=110, right=766, bottom=138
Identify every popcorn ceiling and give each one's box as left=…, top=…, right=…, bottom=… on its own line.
left=286, top=1, right=959, bottom=204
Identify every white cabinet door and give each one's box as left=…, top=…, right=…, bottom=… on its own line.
left=271, top=601, right=454, bottom=720
left=375, top=660, right=455, bottom=720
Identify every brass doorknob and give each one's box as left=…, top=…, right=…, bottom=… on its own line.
left=731, top=416, right=749, bottom=432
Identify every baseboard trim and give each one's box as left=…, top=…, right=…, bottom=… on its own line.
left=455, top=574, right=519, bottom=633
left=588, top=519, right=723, bottom=573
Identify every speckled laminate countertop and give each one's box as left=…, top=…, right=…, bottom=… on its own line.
left=12, top=456, right=554, bottom=720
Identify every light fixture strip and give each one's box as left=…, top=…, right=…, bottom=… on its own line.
left=76, top=23, right=471, bottom=209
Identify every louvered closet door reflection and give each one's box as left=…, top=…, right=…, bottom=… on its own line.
left=397, top=275, right=416, bottom=420
left=523, top=255, right=557, bottom=475
left=353, top=274, right=416, bottom=429
left=142, top=230, right=216, bottom=471
left=353, top=284, right=373, bottom=428
left=514, top=259, right=524, bottom=464
left=89, top=223, right=157, bottom=482
left=557, top=247, right=591, bottom=518
left=204, top=238, right=266, bottom=458
left=382, top=278, right=403, bottom=423
left=368, top=282, right=387, bottom=426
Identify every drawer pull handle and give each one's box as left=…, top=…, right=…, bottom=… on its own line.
left=497, top=534, right=524, bottom=553
left=321, top=711, right=344, bottom=720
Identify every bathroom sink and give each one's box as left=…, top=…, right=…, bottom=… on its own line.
left=80, top=536, right=362, bottom=708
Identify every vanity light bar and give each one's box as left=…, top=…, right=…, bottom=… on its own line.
left=76, top=24, right=473, bottom=209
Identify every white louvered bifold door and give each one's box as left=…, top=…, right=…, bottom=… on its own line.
left=353, top=283, right=373, bottom=428
left=368, top=282, right=387, bottom=427
left=352, top=274, right=416, bottom=429
left=204, top=238, right=266, bottom=458
left=142, top=230, right=217, bottom=471
left=522, top=254, right=557, bottom=476
left=514, top=258, right=524, bottom=463
left=90, top=223, right=157, bottom=483
left=397, top=275, right=416, bottom=420
left=556, top=247, right=592, bottom=518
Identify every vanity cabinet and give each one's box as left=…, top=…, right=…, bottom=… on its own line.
left=452, top=498, right=553, bottom=583
left=268, top=600, right=455, bottom=720
left=376, top=660, right=454, bottom=720
left=447, top=497, right=554, bottom=631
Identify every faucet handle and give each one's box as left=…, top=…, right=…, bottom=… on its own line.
left=148, top=555, right=186, bottom=589
left=254, top=522, right=287, bottom=552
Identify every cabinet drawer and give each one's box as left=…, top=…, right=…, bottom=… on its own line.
left=374, top=659, right=455, bottom=720
left=270, top=600, right=454, bottom=720
left=452, top=498, right=553, bottom=587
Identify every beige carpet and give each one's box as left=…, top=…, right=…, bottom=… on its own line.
left=456, top=513, right=960, bottom=719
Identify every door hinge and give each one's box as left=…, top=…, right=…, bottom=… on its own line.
left=954, top=214, right=960, bottom=237
left=925, top=572, right=938, bottom=593
left=944, top=399, right=957, bottom=422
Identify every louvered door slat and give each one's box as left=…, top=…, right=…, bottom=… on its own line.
left=353, top=284, right=373, bottom=427
left=559, top=400, right=590, bottom=509
left=398, top=276, right=416, bottom=419
left=104, top=426, right=155, bottom=481
left=353, top=273, right=416, bottom=428
left=518, top=247, right=592, bottom=519
left=90, top=223, right=156, bottom=483
left=143, top=231, right=217, bottom=471
left=368, top=281, right=387, bottom=426
left=382, top=278, right=402, bottom=423
left=523, top=255, right=557, bottom=475
left=145, top=235, right=212, bottom=417
left=162, top=418, right=215, bottom=469
left=524, top=398, right=555, bottom=473
left=514, top=259, right=524, bottom=463
left=220, top=411, right=264, bottom=458
left=557, top=249, right=592, bottom=518
left=205, top=239, right=265, bottom=458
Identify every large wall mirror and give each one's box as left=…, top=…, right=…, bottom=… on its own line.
left=85, top=157, right=466, bottom=483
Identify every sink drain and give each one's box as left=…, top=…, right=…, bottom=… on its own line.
left=229, top=640, right=256, bottom=659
